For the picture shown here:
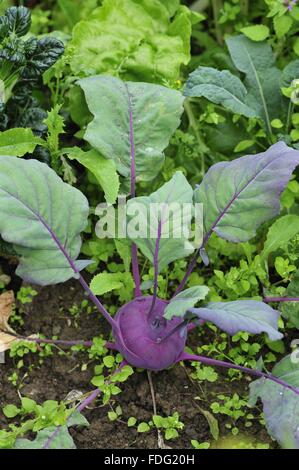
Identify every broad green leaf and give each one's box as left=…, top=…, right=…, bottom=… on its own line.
left=90, top=273, right=124, bottom=296
left=249, top=355, right=299, bottom=449
left=164, top=286, right=209, bottom=320
left=15, top=426, right=76, bottom=449
left=190, top=300, right=283, bottom=341
left=127, top=172, right=194, bottom=272
left=261, top=215, right=299, bottom=262
left=65, top=147, right=119, bottom=204
left=226, top=35, right=282, bottom=129
left=274, top=15, right=293, bottom=38
left=69, top=0, right=195, bottom=84
left=0, top=156, right=89, bottom=285
left=271, top=355, right=299, bottom=387
left=0, top=128, right=45, bottom=157
left=79, top=75, right=184, bottom=182
left=281, top=269, right=299, bottom=328
left=240, top=25, right=270, bottom=41
left=194, top=142, right=299, bottom=243
left=68, top=85, right=92, bottom=128
left=184, top=66, right=257, bottom=118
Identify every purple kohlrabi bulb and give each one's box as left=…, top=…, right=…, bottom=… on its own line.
left=113, top=296, right=187, bottom=371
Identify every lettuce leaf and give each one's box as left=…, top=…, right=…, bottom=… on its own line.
left=69, top=0, right=201, bottom=84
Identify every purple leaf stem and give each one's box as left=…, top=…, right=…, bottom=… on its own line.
left=147, top=221, right=162, bottom=321
left=42, top=425, right=62, bottom=450
left=264, top=297, right=299, bottom=303
left=125, top=83, right=141, bottom=297
left=179, top=352, right=299, bottom=396
left=77, top=388, right=102, bottom=413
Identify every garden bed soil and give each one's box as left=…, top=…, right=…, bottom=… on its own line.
left=0, top=279, right=272, bottom=449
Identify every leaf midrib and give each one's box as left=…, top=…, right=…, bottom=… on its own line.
left=0, top=185, right=76, bottom=272
left=243, top=46, right=272, bottom=134
left=202, top=153, right=284, bottom=246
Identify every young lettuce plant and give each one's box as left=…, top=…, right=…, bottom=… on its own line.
left=1, top=75, right=299, bottom=448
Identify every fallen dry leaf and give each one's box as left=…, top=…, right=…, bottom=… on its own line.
left=0, top=332, right=18, bottom=353
left=0, top=290, right=18, bottom=352
left=0, top=291, right=42, bottom=353
left=0, top=290, right=16, bottom=333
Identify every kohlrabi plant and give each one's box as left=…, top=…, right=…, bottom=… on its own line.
left=1, top=74, right=299, bottom=449
left=0, top=6, right=64, bottom=134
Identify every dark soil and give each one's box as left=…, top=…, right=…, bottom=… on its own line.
left=0, top=279, right=272, bottom=449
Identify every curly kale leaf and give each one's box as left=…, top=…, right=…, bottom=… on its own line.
left=0, top=5, right=64, bottom=139
left=5, top=6, right=31, bottom=37
left=24, top=38, right=65, bottom=79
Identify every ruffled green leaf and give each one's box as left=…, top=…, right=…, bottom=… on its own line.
left=69, top=0, right=197, bottom=84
